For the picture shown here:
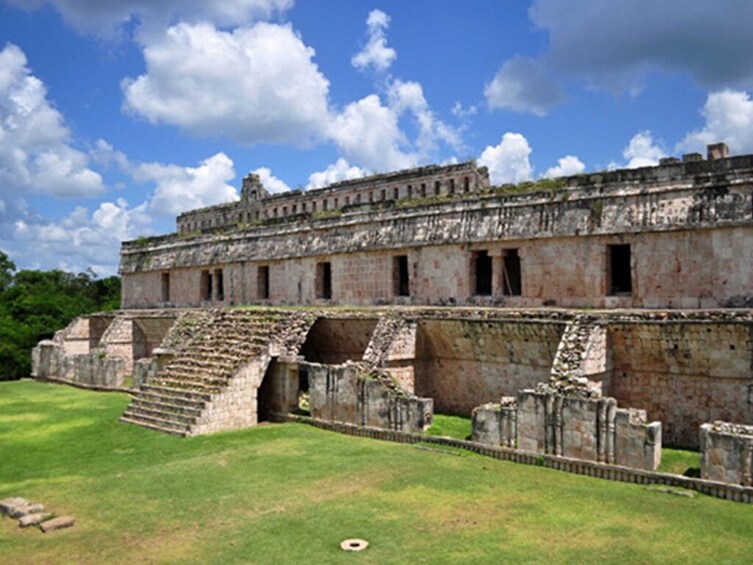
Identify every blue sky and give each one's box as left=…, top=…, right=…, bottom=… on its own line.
left=1, top=0, right=752, bottom=275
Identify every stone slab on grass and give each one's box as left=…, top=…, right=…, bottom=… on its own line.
left=0, top=497, right=29, bottom=516
left=18, top=513, right=52, bottom=528
left=9, top=503, right=45, bottom=519
left=40, top=516, right=75, bottom=533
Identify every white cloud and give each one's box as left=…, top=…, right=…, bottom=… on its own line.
left=135, top=152, right=238, bottom=216
left=387, top=79, right=463, bottom=155
left=622, top=131, right=666, bottom=169
left=0, top=43, right=105, bottom=198
left=123, top=22, right=331, bottom=145
left=542, top=155, right=585, bottom=179
left=485, top=56, right=565, bottom=116
left=451, top=102, right=477, bottom=119
left=91, top=138, right=130, bottom=171
left=351, top=9, right=397, bottom=72
left=253, top=166, right=291, bottom=194
left=677, top=90, right=753, bottom=155
left=530, top=0, right=753, bottom=93
left=6, top=0, right=293, bottom=36
left=307, top=158, right=367, bottom=189
left=9, top=198, right=151, bottom=275
left=328, top=94, right=415, bottom=172
left=478, top=133, right=533, bottom=184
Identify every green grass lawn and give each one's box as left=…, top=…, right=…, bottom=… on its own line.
left=1, top=380, right=753, bottom=564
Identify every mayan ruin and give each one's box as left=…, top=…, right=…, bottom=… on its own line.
left=25, top=142, right=753, bottom=502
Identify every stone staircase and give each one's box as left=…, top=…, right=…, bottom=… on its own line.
left=121, top=310, right=313, bottom=436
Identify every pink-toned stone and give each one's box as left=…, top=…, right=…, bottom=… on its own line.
left=40, top=516, right=75, bottom=533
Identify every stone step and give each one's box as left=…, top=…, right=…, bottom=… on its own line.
left=123, top=406, right=199, bottom=426
left=139, top=385, right=213, bottom=402
left=120, top=414, right=189, bottom=437
left=160, top=366, right=230, bottom=380
left=151, top=377, right=226, bottom=393
left=129, top=396, right=204, bottom=417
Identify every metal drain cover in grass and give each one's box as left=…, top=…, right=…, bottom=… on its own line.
left=340, top=539, right=368, bottom=552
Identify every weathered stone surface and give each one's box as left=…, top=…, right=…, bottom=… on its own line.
left=473, top=385, right=662, bottom=470
left=0, top=497, right=28, bottom=516
left=18, top=512, right=52, bottom=528
left=700, top=421, right=753, bottom=486
left=40, top=516, right=75, bottom=533
left=120, top=149, right=753, bottom=310
left=9, top=502, right=44, bottom=518
left=306, top=360, right=433, bottom=433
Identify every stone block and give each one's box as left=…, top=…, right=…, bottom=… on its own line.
left=19, top=512, right=52, bottom=528
left=472, top=403, right=502, bottom=446
left=40, top=516, right=75, bottom=532
left=9, top=502, right=44, bottom=518
left=0, top=497, right=28, bottom=516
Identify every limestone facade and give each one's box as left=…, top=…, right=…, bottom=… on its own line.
left=121, top=145, right=753, bottom=310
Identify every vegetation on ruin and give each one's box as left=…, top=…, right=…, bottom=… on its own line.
left=0, top=252, right=120, bottom=380
left=3, top=380, right=753, bottom=564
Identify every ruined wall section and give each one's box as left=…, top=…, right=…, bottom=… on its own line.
left=362, top=315, right=418, bottom=392
left=123, top=157, right=753, bottom=274
left=175, top=161, right=488, bottom=234
left=305, top=361, right=433, bottom=433
left=472, top=382, right=662, bottom=471
left=121, top=155, right=753, bottom=310
left=701, top=422, right=753, bottom=486
left=414, top=319, right=565, bottom=414
left=610, top=319, right=753, bottom=448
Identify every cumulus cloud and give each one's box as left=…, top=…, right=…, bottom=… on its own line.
left=622, top=131, right=666, bottom=168
left=478, top=133, right=533, bottom=184
left=0, top=43, right=105, bottom=198
left=122, top=22, right=331, bottom=145
left=351, top=9, right=397, bottom=72
left=9, top=198, right=151, bottom=274
left=451, top=102, right=477, bottom=119
left=542, top=155, right=585, bottom=179
left=253, top=166, right=291, bottom=194
left=307, top=158, right=367, bottom=189
left=135, top=152, right=238, bottom=215
left=530, top=0, right=753, bottom=93
left=328, top=94, right=415, bottom=172
left=677, top=90, right=753, bottom=155
left=387, top=79, right=463, bottom=155
left=485, top=56, right=565, bottom=116
left=6, top=0, right=293, bottom=36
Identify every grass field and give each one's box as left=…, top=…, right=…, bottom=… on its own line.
left=1, top=380, right=752, bottom=564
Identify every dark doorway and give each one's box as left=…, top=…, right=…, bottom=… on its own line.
left=257, top=265, right=270, bottom=300
left=502, top=249, right=522, bottom=296
left=473, top=250, right=492, bottom=296
left=161, top=272, right=170, bottom=302
left=316, top=262, right=332, bottom=299
left=257, top=359, right=275, bottom=422
left=608, top=244, right=632, bottom=295
left=394, top=255, right=410, bottom=297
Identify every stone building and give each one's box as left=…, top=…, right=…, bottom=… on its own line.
left=30, top=142, right=753, bottom=488
left=120, top=143, right=752, bottom=311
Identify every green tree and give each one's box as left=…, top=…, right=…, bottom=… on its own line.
left=0, top=260, right=121, bottom=380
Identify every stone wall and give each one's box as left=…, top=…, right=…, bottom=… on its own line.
left=190, top=354, right=272, bottom=436
left=305, top=361, right=433, bottom=433
left=31, top=311, right=180, bottom=389
left=472, top=387, right=662, bottom=471
left=176, top=161, right=488, bottom=234
left=414, top=319, right=564, bottom=414
left=121, top=151, right=753, bottom=310
left=610, top=320, right=753, bottom=448
left=700, top=421, right=753, bottom=486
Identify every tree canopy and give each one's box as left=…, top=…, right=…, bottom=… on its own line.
left=0, top=251, right=120, bottom=380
